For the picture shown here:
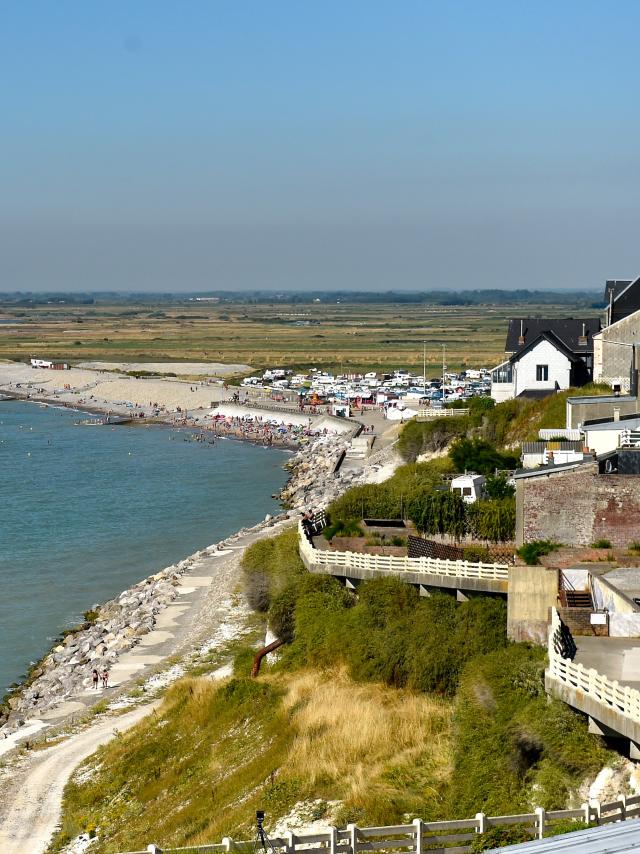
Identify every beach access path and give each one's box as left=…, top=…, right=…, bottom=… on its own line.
left=0, top=515, right=296, bottom=854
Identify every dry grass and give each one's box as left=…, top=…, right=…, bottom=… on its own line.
left=52, top=669, right=453, bottom=852
left=0, top=300, right=595, bottom=374
left=280, top=669, right=452, bottom=819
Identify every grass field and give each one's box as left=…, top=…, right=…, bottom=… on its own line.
left=0, top=299, right=604, bottom=374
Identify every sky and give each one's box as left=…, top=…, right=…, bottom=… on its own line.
left=2, top=1, right=640, bottom=293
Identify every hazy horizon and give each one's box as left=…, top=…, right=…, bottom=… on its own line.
left=3, top=1, right=640, bottom=292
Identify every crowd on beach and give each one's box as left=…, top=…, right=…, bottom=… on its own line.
left=207, top=413, right=329, bottom=448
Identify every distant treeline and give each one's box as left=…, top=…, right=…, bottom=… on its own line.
left=0, top=288, right=605, bottom=307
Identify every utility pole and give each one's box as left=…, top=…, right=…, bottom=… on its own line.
left=442, top=344, right=446, bottom=402
left=423, top=340, right=426, bottom=399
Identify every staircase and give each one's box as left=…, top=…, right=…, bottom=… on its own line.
left=565, top=589, right=593, bottom=608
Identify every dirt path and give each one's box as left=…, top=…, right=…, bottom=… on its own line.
left=0, top=703, right=158, bottom=854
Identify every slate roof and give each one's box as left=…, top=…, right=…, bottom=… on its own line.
left=510, top=331, right=579, bottom=364
left=605, top=278, right=635, bottom=301
left=505, top=318, right=601, bottom=354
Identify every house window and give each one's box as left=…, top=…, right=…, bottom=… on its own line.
left=462, top=487, right=472, bottom=496
left=536, top=364, right=549, bottom=382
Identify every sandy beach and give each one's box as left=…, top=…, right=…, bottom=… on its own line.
left=0, top=361, right=227, bottom=417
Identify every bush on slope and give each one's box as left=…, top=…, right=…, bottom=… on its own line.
left=448, top=644, right=612, bottom=817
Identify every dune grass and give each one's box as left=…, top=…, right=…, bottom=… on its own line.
left=50, top=670, right=452, bottom=853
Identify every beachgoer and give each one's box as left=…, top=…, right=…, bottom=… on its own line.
left=92, top=668, right=99, bottom=689
left=102, top=669, right=109, bottom=688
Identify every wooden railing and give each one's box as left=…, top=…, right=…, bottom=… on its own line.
left=299, top=524, right=510, bottom=582
left=121, top=795, right=640, bottom=854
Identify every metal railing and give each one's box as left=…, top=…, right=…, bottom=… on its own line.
left=122, top=795, right=640, bottom=854
left=299, top=524, right=510, bottom=581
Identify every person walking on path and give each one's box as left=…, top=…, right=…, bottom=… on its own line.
left=91, top=669, right=99, bottom=690
left=101, top=669, right=109, bottom=689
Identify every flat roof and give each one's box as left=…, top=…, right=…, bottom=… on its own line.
left=584, top=417, right=640, bottom=431
left=567, top=395, right=638, bottom=404
left=514, top=460, right=592, bottom=480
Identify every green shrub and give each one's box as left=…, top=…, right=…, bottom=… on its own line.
left=517, top=540, right=559, bottom=565
left=591, top=538, right=612, bottom=549
left=447, top=645, right=612, bottom=817
left=449, top=438, right=520, bottom=476
left=281, top=578, right=507, bottom=698
left=398, top=416, right=471, bottom=462
left=322, top=518, right=364, bottom=540
left=409, top=491, right=467, bottom=539
left=242, top=529, right=305, bottom=612
left=327, top=458, right=455, bottom=523
left=484, top=473, right=515, bottom=499
left=467, top=498, right=516, bottom=543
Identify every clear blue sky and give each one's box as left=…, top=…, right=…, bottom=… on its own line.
left=2, top=1, right=640, bottom=292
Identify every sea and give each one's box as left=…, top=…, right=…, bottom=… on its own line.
left=0, top=400, right=290, bottom=692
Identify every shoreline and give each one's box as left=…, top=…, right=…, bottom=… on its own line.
left=0, top=418, right=373, bottom=744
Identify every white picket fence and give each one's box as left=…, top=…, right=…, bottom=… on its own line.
left=299, top=525, right=509, bottom=582
left=119, top=795, right=640, bottom=854
left=417, top=408, right=470, bottom=420
left=547, top=652, right=640, bottom=724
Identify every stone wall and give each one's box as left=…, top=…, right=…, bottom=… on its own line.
left=517, top=462, right=640, bottom=548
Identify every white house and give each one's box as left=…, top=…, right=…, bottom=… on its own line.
left=451, top=473, right=485, bottom=503
left=490, top=318, right=599, bottom=403
left=491, top=332, right=588, bottom=402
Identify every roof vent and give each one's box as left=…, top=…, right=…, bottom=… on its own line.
left=518, top=319, right=525, bottom=346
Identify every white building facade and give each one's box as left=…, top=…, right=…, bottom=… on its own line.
left=491, top=336, right=573, bottom=402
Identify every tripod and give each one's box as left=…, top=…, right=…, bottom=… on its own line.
left=254, top=811, right=278, bottom=854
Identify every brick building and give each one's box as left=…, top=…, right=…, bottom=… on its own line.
left=515, top=452, right=640, bottom=547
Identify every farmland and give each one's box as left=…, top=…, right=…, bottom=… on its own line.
left=0, top=297, right=604, bottom=375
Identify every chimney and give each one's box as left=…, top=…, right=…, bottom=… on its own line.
left=578, top=322, right=588, bottom=347
left=518, top=319, right=525, bottom=346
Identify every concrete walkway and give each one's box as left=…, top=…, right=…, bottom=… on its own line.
left=1, top=520, right=292, bottom=750
left=575, top=637, right=640, bottom=691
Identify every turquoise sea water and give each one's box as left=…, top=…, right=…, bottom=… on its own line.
left=0, top=401, right=290, bottom=692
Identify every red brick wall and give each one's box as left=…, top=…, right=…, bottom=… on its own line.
left=521, top=463, right=640, bottom=548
